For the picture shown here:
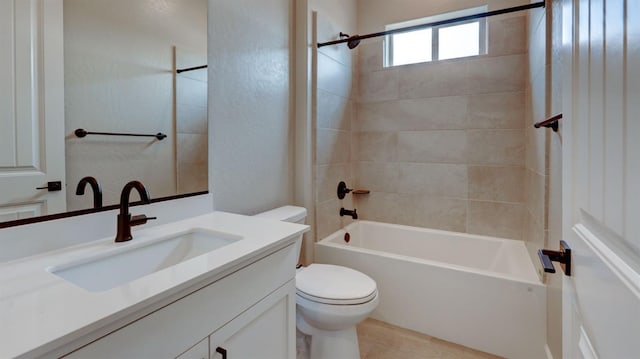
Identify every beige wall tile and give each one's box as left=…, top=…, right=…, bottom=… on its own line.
left=317, top=89, right=352, bottom=131
left=523, top=210, right=545, bottom=250
left=355, top=192, right=403, bottom=224
left=467, top=54, right=527, bottom=95
left=358, top=39, right=384, bottom=73
left=339, top=3, right=531, bottom=242
left=525, top=169, right=546, bottom=226
left=318, top=52, right=353, bottom=98
left=395, top=194, right=467, bottom=232
left=357, top=193, right=467, bottom=232
left=316, top=163, right=352, bottom=203
left=357, top=96, right=469, bottom=132
left=529, top=65, right=547, bottom=126
left=525, top=127, right=548, bottom=175
left=353, top=132, right=398, bottom=162
left=522, top=211, right=546, bottom=282
left=469, top=165, right=525, bottom=203
left=398, top=60, right=469, bottom=99
left=397, top=163, right=468, bottom=198
left=358, top=68, right=399, bottom=102
left=468, top=92, right=526, bottom=129
left=488, top=16, right=528, bottom=57
left=397, top=130, right=467, bottom=163
left=316, top=129, right=351, bottom=165
left=315, top=199, right=342, bottom=240
left=353, top=161, right=399, bottom=193
left=467, top=129, right=525, bottom=165
left=468, top=201, right=525, bottom=240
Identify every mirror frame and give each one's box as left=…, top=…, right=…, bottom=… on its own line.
left=0, top=191, right=208, bottom=229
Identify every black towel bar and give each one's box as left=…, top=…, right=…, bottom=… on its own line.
left=74, top=128, right=167, bottom=141
left=534, top=114, right=562, bottom=132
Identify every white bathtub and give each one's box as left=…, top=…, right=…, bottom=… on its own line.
left=315, top=221, right=546, bottom=359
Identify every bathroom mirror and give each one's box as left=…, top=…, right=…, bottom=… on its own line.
left=0, top=0, right=208, bottom=226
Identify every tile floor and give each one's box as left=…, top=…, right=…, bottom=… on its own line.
left=357, top=319, right=502, bottom=359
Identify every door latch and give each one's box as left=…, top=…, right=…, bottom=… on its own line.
left=36, top=181, right=62, bottom=192
left=538, top=240, right=572, bottom=276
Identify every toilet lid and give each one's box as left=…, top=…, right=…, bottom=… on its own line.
left=296, top=264, right=377, bottom=305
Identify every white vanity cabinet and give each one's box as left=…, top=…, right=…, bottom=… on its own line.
left=62, top=244, right=298, bottom=359
left=176, top=338, right=208, bottom=359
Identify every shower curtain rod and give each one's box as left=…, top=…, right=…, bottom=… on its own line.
left=317, top=1, right=546, bottom=49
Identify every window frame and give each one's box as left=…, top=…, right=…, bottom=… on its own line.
left=384, top=6, right=488, bottom=67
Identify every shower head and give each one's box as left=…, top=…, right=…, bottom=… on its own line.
left=339, top=32, right=361, bottom=50
left=347, top=37, right=360, bottom=49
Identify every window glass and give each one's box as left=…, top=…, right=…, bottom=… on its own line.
left=385, top=6, right=487, bottom=67
left=438, top=22, right=480, bottom=60
left=391, top=28, right=432, bottom=66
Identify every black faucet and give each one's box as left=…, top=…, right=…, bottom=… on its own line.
left=115, top=181, right=156, bottom=242
left=340, top=207, right=358, bottom=220
left=75, top=176, right=103, bottom=209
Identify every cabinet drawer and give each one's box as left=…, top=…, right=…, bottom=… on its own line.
left=64, top=244, right=297, bottom=358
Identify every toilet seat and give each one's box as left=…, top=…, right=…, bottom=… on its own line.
left=296, top=264, right=377, bottom=305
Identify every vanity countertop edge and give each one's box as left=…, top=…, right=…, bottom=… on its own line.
left=0, top=211, right=309, bottom=358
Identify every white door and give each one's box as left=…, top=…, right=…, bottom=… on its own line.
left=0, top=0, right=66, bottom=222
left=562, top=0, right=640, bottom=357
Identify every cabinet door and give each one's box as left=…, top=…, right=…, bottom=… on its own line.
left=210, top=280, right=296, bottom=359
left=176, top=338, right=209, bottom=359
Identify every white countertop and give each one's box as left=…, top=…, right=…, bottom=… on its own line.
left=0, top=212, right=308, bottom=358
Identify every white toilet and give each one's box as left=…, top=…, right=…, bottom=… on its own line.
left=255, top=206, right=379, bottom=359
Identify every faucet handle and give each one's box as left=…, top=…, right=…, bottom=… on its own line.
left=337, top=181, right=352, bottom=199
left=130, top=214, right=157, bottom=227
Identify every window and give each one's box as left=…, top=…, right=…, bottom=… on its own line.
left=385, top=6, right=487, bottom=67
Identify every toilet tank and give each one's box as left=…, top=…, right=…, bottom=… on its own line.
left=254, top=206, right=307, bottom=224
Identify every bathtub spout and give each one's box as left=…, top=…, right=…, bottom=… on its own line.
left=340, top=207, right=358, bottom=219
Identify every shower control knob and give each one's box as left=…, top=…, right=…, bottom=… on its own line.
left=337, top=181, right=352, bottom=199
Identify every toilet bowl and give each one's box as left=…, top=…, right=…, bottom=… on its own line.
left=295, top=264, right=378, bottom=359
left=254, top=206, right=379, bottom=359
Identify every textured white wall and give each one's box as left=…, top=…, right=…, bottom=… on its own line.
left=64, top=0, right=207, bottom=210
left=208, top=0, right=293, bottom=214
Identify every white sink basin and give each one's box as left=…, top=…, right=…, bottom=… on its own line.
left=49, top=228, right=242, bottom=292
